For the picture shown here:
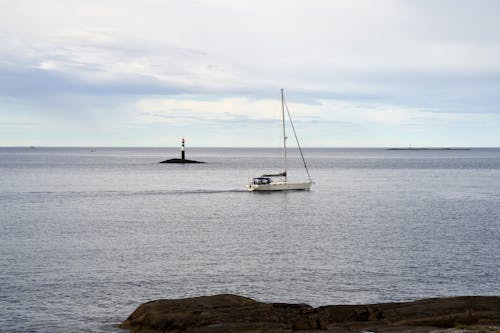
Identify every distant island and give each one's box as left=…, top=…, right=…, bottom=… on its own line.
left=388, top=147, right=471, bottom=150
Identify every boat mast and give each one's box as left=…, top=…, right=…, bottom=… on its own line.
left=281, top=88, right=287, bottom=182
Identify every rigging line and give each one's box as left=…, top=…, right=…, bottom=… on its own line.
left=283, top=96, right=312, bottom=182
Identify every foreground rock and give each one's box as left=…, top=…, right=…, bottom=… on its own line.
left=119, top=294, right=500, bottom=333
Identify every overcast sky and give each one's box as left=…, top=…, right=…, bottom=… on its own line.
left=1, top=0, right=499, bottom=147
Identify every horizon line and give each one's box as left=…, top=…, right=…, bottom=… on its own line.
left=1, top=146, right=498, bottom=149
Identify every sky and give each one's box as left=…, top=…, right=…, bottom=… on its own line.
left=1, top=0, right=500, bottom=147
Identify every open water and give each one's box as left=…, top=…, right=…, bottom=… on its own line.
left=1, top=147, right=499, bottom=332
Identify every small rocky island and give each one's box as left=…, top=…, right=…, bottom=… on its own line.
left=160, top=138, right=204, bottom=164
left=160, top=158, right=204, bottom=164
left=119, top=294, right=500, bottom=333
left=388, top=147, right=471, bottom=151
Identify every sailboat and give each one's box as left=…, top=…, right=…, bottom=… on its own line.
left=247, top=89, right=313, bottom=191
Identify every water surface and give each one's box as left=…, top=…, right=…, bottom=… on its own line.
left=1, top=147, right=499, bottom=332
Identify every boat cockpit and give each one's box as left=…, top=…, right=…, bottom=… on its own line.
left=252, top=177, right=272, bottom=185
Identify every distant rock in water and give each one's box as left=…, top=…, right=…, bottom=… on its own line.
left=159, top=158, right=204, bottom=164
left=388, top=147, right=471, bottom=150
left=119, top=294, right=500, bottom=333
left=160, top=138, right=205, bottom=163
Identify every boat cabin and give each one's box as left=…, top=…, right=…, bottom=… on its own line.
left=252, top=177, right=272, bottom=185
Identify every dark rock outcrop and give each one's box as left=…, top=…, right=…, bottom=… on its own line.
left=119, top=294, right=313, bottom=333
left=119, top=294, right=500, bottom=333
left=160, top=158, right=204, bottom=164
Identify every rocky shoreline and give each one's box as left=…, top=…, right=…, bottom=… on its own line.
left=119, top=294, right=500, bottom=333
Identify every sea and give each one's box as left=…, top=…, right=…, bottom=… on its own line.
left=1, top=147, right=499, bottom=332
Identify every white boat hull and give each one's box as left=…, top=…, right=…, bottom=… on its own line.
left=247, top=181, right=312, bottom=192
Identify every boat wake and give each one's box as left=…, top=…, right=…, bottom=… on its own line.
left=137, top=189, right=248, bottom=195
left=1, top=189, right=248, bottom=200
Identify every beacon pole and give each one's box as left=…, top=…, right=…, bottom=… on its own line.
left=181, top=138, right=185, bottom=160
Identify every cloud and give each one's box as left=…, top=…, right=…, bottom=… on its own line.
left=3, top=1, right=499, bottom=92
left=1, top=1, right=499, bottom=146
left=133, top=95, right=489, bottom=131
left=0, top=122, right=39, bottom=129
left=0, top=67, right=185, bottom=97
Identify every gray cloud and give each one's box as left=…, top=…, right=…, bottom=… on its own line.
left=0, top=68, right=185, bottom=96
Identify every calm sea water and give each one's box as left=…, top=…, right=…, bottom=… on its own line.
left=1, top=147, right=499, bottom=332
